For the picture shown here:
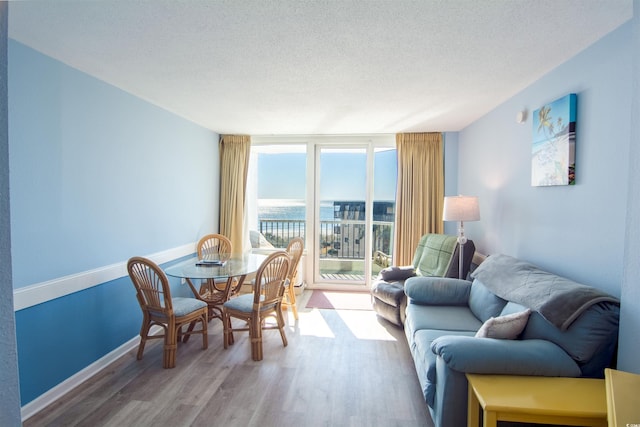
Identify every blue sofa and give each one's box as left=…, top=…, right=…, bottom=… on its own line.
left=404, top=254, right=620, bottom=427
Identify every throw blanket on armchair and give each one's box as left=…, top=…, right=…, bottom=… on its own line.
left=470, top=254, right=620, bottom=330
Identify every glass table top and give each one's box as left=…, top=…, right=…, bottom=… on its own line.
left=164, top=253, right=267, bottom=280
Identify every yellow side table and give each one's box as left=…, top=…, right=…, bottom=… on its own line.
left=466, top=374, right=607, bottom=427
left=605, top=368, right=640, bottom=427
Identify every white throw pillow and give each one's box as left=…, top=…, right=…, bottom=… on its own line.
left=475, top=309, right=532, bottom=339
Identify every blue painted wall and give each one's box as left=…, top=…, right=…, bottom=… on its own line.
left=456, top=20, right=638, bottom=371
left=457, top=22, right=632, bottom=297
left=9, top=40, right=220, bottom=405
left=617, top=0, right=640, bottom=374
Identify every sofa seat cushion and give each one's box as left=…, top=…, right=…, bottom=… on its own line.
left=405, top=304, right=483, bottom=337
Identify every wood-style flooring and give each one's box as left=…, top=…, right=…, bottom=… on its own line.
left=24, top=291, right=434, bottom=427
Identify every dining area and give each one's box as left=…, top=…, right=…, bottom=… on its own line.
left=126, top=234, right=304, bottom=368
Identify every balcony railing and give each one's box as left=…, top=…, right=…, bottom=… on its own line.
left=258, top=219, right=393, bottom=262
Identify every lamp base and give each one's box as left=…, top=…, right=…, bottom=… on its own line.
left=457, top=221, right=467, bottom=279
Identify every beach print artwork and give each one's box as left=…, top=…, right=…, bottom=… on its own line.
left=531, top=94, right=577, bottom=186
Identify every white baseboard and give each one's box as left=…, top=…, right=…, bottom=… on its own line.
left=20, top=326, right=161, bottom=421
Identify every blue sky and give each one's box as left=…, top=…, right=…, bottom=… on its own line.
left=257, top=149, right=397, bottom=202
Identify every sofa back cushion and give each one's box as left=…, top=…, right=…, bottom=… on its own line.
left=521, top=302, right=619, bottom=375
left=469, top=279, right=507, bottom=322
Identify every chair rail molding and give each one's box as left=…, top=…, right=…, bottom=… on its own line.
left=13, top=243, right=196, bottom=311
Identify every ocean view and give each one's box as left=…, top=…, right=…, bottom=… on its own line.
left=258, top=199, right=336, bottom=221
left=256, top=199, right=394, bottom=258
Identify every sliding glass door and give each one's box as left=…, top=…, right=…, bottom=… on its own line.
left=249, top=135, right=396, bottom=290
left=314, top=145, right=396, bottom=288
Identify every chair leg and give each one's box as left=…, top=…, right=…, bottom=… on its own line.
left=201, top=312, right=208, bottom=350
left=288, top=285, right=299, bottom=320
left=276, top=308, right=288, bottom=347
left=250, top=316, right=263, bottom=361
left=223, top=312, right=231, bottom=349
left=137, top=317, right=152, bottom=360
left=183, top=321, right=196, bottom=343
left=227, top=314, right=235, bottom=345
left=164, top=323, right=178, bottom=369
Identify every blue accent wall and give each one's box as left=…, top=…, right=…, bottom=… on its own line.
left=456, top=20, right=639, bottom=371
left=9, top=40, right=219, bottom=405
left=617, top=0, right=640, bottom=374
left=457, top=22, right=632, bottom=297
left=15, top=276, right=139, bottom=402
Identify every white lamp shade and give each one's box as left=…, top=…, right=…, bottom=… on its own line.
left=443, top=196, right=480, bottom=222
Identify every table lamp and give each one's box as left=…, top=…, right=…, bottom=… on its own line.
left=443, top=195, right=480, bottom=279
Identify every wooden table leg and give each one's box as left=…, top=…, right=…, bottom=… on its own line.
left=468, top=383, right=480, bottom=427
left=483, top=410, right=497, bottom=427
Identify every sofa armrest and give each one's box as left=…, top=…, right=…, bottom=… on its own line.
left=404, top=276, right=471, bottom=305
left=431, top=335, right=581, bottom=377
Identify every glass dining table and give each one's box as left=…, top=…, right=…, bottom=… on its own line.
left=164, top=253, right=267, bottom=322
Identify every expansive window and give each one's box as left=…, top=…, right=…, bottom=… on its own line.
left=247, top=144, right=307, bottom=249
left=247, top=136, right=396, bottom=289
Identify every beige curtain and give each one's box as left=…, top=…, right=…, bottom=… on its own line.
left=219, top=135, right=251, bottom=254
left=393, top=132, right=444, bottom=265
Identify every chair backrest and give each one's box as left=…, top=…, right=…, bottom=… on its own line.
left=197, top=234, right=232, bottom=260
left=252, top=251, right=291, bottom=309
left=285, top=237, right=304, bottom=285
left=127, top=256, right=173, bottom=315
left=411, top=233, right=475, bottom=279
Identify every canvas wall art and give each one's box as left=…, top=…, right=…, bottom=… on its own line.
left=531, top=93, right=577, bottom=186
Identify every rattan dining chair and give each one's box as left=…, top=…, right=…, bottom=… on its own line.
left=282, top=237, right=304, bottom=320
left=193, top=233, right=233, bottom=320
left=127, top=256, right=208, bottom=369
left=197, top=233, right=232, bottom=260
left=222, top=251, right=291, bottom=361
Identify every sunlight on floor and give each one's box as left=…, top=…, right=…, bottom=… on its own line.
left=336, top=309, right=398, bottom=341
left=295, top=307, right=397, bottom=342
left=317, top=291, right=372, bottom=310
left=297, top=309, right=336, bottom=338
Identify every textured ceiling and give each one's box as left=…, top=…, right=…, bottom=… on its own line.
left=8, top=0, right=633, bottom=135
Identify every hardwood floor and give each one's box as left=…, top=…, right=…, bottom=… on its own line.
left=24, top=291, right=433, bottom=427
